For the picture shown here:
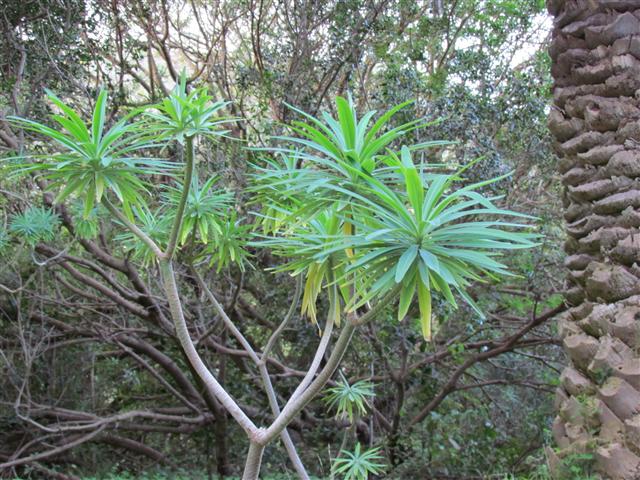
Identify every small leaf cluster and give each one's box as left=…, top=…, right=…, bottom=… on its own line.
left=143, top=72, right=232, bottom=143
left=9, top=206, right=60, bottom=246
left=115, top=207, right=169, bottom=265
left=332, top=443, right=386, bottom=480
left=324, top=377, right=375, bottom=423
left=70, top=203, right=102, bottom=239
left=202, top=211, right=252, bottom=272
left=163, top=175, right=234, bottom=245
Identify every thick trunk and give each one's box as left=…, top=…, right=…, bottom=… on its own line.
left=547, top=1, right=640, bottom=478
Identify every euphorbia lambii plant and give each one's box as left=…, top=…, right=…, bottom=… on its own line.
left=8, top=79, right=537, bottom=479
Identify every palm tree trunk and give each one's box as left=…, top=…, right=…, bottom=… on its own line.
left=547, top=1, right=640, bottom=478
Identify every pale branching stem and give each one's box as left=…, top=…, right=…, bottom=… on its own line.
left=260, top=275, right=303, bottom=365
left=242, top=441, right=266, bottom=480
left=262, top=321, right=355, bottom=445
left=159, top=259, right=258, bottom=436
left=102, top=199, right=163, bottom=258
left=260, top=289, right=398, bottom=445
left=256, top=361, right=310, bottom=479
left=288, top=270, right=339, bottom=403
left=192, top=268, right=309, bottom=479
left=191, top=267, right=260, bottom=363
left=165, top=135, right=195, bottom=259
left=109, top=132, right=277, bottom=473
left=108, top=131, right=304, bottom=477
left=288, top=310, right=334, bottom=404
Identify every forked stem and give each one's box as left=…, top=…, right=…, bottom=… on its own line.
left=191, top=268, right=309, bottom=479
left=159, top=259, right=257, bottom=435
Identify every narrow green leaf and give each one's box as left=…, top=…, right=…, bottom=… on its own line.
left=397, top=276, right=416, bottom=321
left=395, top=244, right=418, bottom=283
left=417, top=281, right=432, bottom=341
left=92, top=89, right=108, bottom=143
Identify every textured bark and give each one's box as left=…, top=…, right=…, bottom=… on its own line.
left=548, top=1, right=640, bottom=478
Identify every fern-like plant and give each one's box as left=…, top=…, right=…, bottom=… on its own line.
left=163, top=174, right=233, bottom=245
left=9, top=206, right=60, bottom=245
left=332, top=443, right=386, bottom=480
left=324, top=377, right=375, bottom=423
